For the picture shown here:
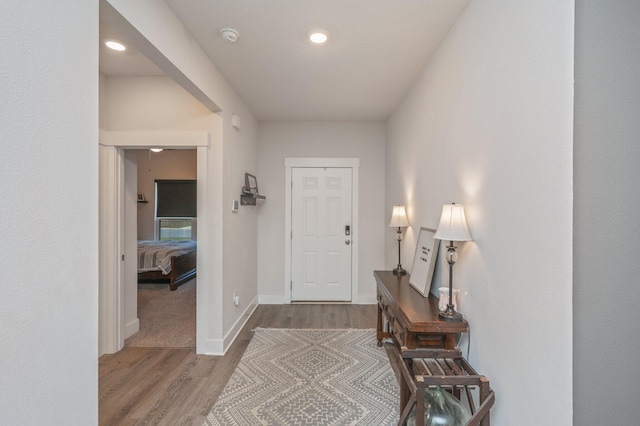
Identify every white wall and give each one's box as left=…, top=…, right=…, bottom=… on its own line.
left=257, top=121, right=386, bottom=302
left=574, top=1, right=640, bottom=424
left=135, top=149, right=197, bottom=240
left=104, top=0, right=259, bottom=354
left=385, top=1, right=574, bottom=424
left=0, top=1, right=98, bottom=424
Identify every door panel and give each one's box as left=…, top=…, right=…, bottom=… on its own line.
left=291, top=167, right=352, bottom=301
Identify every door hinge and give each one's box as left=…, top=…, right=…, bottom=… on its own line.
left=121, top=254, right=125, bottom=261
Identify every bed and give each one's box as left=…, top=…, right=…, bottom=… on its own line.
left=137, top=240, right=197, bottom=291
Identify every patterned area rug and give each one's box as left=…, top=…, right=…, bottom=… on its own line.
left=205, top=328, right=399, bottom=426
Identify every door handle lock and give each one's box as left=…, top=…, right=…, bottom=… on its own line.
left=345, top=240, right=351, bottom=245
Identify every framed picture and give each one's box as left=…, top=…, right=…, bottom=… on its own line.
left=245, top=173, right=258, bottom=195
left=409, top=227, right=440, bottom=297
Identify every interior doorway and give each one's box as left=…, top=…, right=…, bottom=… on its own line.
left=123, top=148, right=197, bottom=349
left=98, top=134, right=212, bottom=356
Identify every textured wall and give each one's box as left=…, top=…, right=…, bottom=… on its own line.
left=386, top=0, right=574, bottom=424
left=0, top=1, right=99, bottom=423
left=257, top=121, right=386, bottom=302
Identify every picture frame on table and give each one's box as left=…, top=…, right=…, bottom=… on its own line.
left=409, top=227, right=440, bottom=297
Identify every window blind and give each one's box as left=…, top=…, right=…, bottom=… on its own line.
left=156, top=180, right=197, bottom=217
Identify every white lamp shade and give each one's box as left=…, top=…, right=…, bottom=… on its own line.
left=434, top=203, right=472, bottom=241
left=389, top=205, right=409, bottom=228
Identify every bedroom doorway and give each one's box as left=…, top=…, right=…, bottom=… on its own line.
left=98, top=135, right=215, bottom=356
left=123, top=149, right=197, bottom=349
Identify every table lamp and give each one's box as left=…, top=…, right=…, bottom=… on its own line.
left=389, top=205, right=410, bottom=275
left=434, top=203, right=472, bottom=321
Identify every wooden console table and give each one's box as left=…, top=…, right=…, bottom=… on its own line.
left=375, top=271, right=494, bottom=425
left=375, top=270, right=468, bottom=350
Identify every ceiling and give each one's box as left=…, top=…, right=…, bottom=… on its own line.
left=99, top=0, right=470, bottom=121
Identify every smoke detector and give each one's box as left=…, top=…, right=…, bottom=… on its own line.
left=220, top=28, right=239, bottom=43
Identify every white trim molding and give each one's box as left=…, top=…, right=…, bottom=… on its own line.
left=284, top=158, right=360, bottom=304
left=99, top=131, right=210, bottom=148
left=98, top=145, right=125, bottom=355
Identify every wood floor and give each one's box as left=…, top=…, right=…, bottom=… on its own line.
left=99, top=304, right=379, bottom=426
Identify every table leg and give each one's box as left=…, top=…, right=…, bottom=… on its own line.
left=377, top=302, right=383, bottom=347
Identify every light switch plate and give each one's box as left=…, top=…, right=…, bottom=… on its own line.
left=232, top=199, right=239, bottom=212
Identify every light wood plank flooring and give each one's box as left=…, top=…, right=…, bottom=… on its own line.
left=99, top=304, right=380, bottom=426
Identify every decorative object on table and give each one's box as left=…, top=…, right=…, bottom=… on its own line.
left=409, top=227, right=440, bottom=296
left=406, top=385, right=472, bottom=426
left=137, top=193, right=146, bottom=202
left=389, top=205, right=410, bottom=275
left=434, top=203, right=472, bottom=322
left=206, top=328, right=398, bottom=425
left=241, top=173, right=266, bottom=205
left=438, top=287, right=459, bottom=311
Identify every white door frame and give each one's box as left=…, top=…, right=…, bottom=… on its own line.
left=98, top=144, right=125, bottom=355
left=98, top=130, right=210, bottom=354
left=284, top=158, right=359, bottom=304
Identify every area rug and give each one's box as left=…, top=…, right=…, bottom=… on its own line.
left=124, top=279, right=195, bottom=348
left=204, top=328, right=399, bottom=425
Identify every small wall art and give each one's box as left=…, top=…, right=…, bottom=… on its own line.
left=409, top=227, right=440, bottom=297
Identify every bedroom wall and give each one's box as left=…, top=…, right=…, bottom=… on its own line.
left=257, top=121, right=386, bottom=303
left=0, top=1, right=98, bottom=424
left=574, top=0, right=640, bottom=423
left=135, top=149, right=197, bottom=240
left=385, top=0, right=574, bottom=424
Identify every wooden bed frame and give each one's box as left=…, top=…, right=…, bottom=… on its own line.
left=137, top=248, right=197, bottom=291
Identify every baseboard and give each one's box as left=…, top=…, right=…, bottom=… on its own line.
left=258, top=294, right=286, bottom=304
left=125, top=318, right=139, bottom=339
left=260, top=294, right=376, bottom=304
left=357, top=294, right=378, bottom=304
left=201, top=296, right=259, bottom=356
left=223, top=296, right=259, bottom=351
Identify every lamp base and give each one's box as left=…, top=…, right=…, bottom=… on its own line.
left=393, top=266, right=406, bottom=276
left=438, top=306, right=464, bottom=322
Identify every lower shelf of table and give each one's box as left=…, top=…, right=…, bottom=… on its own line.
left=394, top=347, right=495, bottom=426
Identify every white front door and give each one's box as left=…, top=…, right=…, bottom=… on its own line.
left=291, top=167, right=352, bottom=301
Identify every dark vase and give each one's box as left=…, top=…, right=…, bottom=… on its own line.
left=407, top=385, right=471, bottom=426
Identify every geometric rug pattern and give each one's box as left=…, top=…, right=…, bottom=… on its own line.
left=204, top=329, right=399, bottom=426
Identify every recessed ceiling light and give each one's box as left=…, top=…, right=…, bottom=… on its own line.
left=104, top=39, right=126, bottom=51
left=307, top=29, right=328, bottom=44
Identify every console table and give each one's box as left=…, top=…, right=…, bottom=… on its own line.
left=375, top=270, right=468, bottom=350
left=375, top=271, right=494, bottom=425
